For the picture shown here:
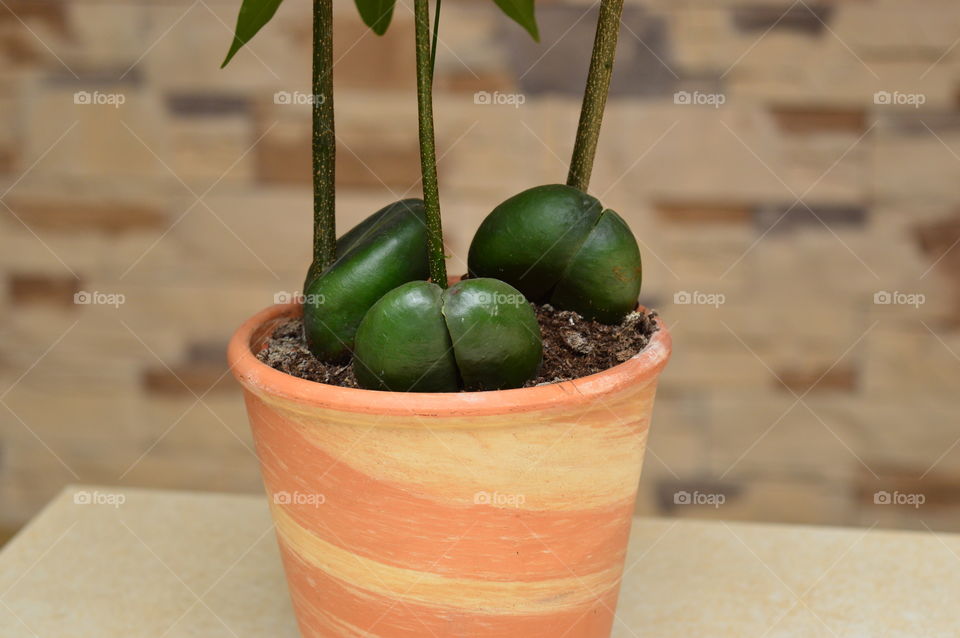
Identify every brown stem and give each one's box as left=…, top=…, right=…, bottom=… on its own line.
left=312, top=0, right=336, bottom=273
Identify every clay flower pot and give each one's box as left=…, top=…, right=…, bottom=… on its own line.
left=228, top=301, right=671, bottom=638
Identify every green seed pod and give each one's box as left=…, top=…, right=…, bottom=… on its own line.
left=468, top=184, right=642, bottom=323
left=303, top=199, right=429, bottom=362
left=352, top=281, right=460, bottom=393
left=353, top=278, right=543, bottom=392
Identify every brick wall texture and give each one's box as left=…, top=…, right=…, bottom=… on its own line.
left=2, top=0, right=960, bottom=536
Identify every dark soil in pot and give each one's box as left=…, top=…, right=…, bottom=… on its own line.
left=256, top=305, right=659, bottom=389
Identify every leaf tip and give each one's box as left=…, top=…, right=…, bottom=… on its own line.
left=221, top=40, right=242, bottom=69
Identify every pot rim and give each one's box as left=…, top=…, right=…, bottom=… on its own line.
left=228, top=302, right=671, bottom=417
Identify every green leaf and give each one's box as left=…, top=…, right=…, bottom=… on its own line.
left=221, top=0, right=285, bottom=68
left=354, top=0, right=397, bottom=36
left=492, top=0, right=539, bottom=41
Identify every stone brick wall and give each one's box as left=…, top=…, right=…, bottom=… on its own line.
left=2, top=0, right=960, bottom=537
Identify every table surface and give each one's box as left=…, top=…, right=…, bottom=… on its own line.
left=0, top=486, right=957, bottom=637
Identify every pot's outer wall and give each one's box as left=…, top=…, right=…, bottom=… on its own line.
left=229, top=303, right=671, bottom=638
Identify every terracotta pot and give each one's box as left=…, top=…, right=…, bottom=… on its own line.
left=228, top=301, right=671, bottom=638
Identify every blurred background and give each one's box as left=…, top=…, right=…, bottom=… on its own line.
left=1, top=0, right=960, bottom=542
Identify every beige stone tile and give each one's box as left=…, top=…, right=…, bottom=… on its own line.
left=0, top=228, right=104, bottom=277
left=21, top=79, right=168, bottom=181
left=437, top=95, right=567, bottom=200
left=602, top=102, right=790, bottom=202
left=861, top=324, right=960, bottom=399
left=167, top=114, right=255, bottom=185
left=666, top=6, right=743, bottom=75
left=139, top=394, right=254, bottom=458
left=873, top=126, right=960, bottom=206
left=702, top=394, right=863, bottom=481
left=433, top=4, right=514, bottom=86
left=141, top=3, right=309, bottom=92
left=657, top=330, right=774, bottom=392
left=806, top=395, right=960, bottom=477
left=832, top=1, right=960, bottom=54
left=64, top=2, right=148, bottom=69
left=778, top=132, right=869, bottom=204
left=644, top=396, right=712, bottom=477
left=0, top=308, right=153, bottom=387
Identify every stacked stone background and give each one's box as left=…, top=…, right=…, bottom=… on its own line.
left=2, top=0, right=960, bottom=540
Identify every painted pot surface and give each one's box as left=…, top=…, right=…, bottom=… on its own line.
left=228, top=302, right=671, bottom=638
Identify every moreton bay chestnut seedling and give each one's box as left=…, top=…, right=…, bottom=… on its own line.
left=224, top=0, right=648, bottom=392
left=353, top=279, right=542, bottom=392
left=303, top=199, right=429, bottom=361
left=468, top=184, right=642, bottom=324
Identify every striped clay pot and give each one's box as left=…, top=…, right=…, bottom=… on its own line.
left=228, top=301, right=671, bottom=638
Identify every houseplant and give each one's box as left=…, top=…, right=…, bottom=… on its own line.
left=224, top=0, right=671, bottom=635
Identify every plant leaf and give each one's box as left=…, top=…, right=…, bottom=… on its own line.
left=221, top=0, right=285, bottom=68
left=492, top=0, right=539, bottom=41
left=354, top=0, right=397, bottom=36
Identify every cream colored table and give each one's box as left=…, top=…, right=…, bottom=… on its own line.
left=0, top=486, right=956, bottom=637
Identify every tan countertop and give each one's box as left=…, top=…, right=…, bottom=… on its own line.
left=0, top=486, right=956, bottom=637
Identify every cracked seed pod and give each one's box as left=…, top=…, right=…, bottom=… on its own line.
left=467, top=184, right=642, bottom=324
left=353, top=278, right=542, bottom=392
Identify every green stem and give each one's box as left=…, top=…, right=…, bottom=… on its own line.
left=312, top=0, right=336, bottom=273
left=430, top=0, right=441, bottom=78
left=566, top=0, right=623, bottom=192
left=414, top=0, right=448, bottom=287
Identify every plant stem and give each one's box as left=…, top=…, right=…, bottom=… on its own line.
left=312, top=0, right=336, bottom=272
left=414, top=0, right=448, bottom=287
left=566, top=0, right=623, bottom=192
left=430, top=0, right=441, bottom=78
